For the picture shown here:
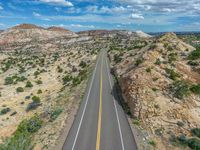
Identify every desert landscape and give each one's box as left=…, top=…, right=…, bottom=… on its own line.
left=0, top=23, right=200, bottom=150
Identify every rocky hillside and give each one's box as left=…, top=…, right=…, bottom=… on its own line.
left=109, top=33, right=200, bottom=150
left=0, top=24, right=78, bottom=45
left=0, top=24, right=102, bottom=150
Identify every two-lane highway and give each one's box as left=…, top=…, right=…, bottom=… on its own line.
left=62, top=50, right=137, bottom=150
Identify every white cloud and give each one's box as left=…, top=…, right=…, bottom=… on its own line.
left=0, top=5, right=3, bottom=10
left=0, top=23, right=5, bottom=26
left=130, top=13, right=144, bottom=20
left=33, top=12, right=41, bottom=17
left=86, top=5, right=128, bottom=14
left=38, top=0, right=73, bottom=7
left=70, top=24, right=95, bottom=28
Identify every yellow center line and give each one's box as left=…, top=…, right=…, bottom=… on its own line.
left=96, top=55, right=103, bottom=150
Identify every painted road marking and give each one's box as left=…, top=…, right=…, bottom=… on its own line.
left=96, top=52, right=103, bottom=150
left=105, top=56, right=125, bottom=150
left=71, top=54, right=100, bottom=150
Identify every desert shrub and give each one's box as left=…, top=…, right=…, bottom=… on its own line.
left=188, top=47, right=200, bottom=60
left=169, top=80, right=190, bottom=99
left=191, top=128, right=200, bottom=138
left=16, top=87, right=24, bottom=93
left=133, top=119, right=140, bottom=126
left=114, top=54, right=122, bottom=63
left=34, top=71, right=40, bottom=77
left=187, top=61, right=199, bottom=66
left=79, top=61, right=87, bottom=68
left=155, top=58, right=161, bottom=65
left=148, top=140, right=156, bottom=147
left=32, top=96, right=40, bottom=103
left=146, top=67, right=151, bottom=73
left=165, top=68, right=181, bottom=80
left=19, top=115, right=42, bottom=133
left=26, top=103, right=41, bottom=112
left=0, top=115, right=42, bottom=150
left=62, top=75, right=72, bottom=85
left=17, top=76, right=27, bottom=82
left=37, top=89, right=42, bottom=94
left=187, top=138, right=200, bottom=150
left=25, top=81, right=33, bottom=88
left=4, top=77, right=13, bottom=85
left=177, top=134, right=188, bottom=146
left=135, top=58, right=144, bottom=66
left=57, top=66, right=63, bottom=73
left=72, top=77, right=82, bottom=86
left=0, top=107, right=11, bottom=115
left=50, top=107, right=63, bottom=122
left=168, top=52, right=178, bottom=62
left=190, top=85, right=200, bottom=95
left=35, top=80, right=42, bottom=84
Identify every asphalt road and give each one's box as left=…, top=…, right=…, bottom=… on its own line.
left=62, top=50, right=137, bottom=150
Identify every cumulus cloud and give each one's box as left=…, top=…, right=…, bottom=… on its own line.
left=33, top=12, right=41, bottom=17
left=0, top=5, right=3, bottom=10
left=38, top=0, right=73, bottom=7
left=130, top=13, right=144, bottom=20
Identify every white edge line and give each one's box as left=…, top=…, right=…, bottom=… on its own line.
left=71, top=54, right=100, bottom=150
left=105, top=56, right=125, bottom=150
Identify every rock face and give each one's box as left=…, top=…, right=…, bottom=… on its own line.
left=109, top=33, right=200, bottom=149
left=136, top=30, right=152, bottom=38
left=0, top=24, right=78, bottom=45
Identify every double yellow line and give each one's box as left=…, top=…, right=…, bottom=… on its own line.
left=96, top=54, right=103, bottom=150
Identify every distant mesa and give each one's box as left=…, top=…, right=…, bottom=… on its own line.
left=0, top=24, right=78, bottom=45
left=12, top=24, right=45, bottom=30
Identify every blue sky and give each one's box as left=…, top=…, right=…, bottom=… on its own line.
left=0, top=0, right=200, bottom=32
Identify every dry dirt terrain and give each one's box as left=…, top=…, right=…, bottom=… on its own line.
left=0, top=24, right=99, bottom=150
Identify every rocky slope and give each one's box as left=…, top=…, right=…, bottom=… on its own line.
left=109, top=33, right=200, bottom=149
left=0, top=24, right=78, bottom=45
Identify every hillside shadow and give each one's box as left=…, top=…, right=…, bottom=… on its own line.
left=110, top=76, right=133, bottom=118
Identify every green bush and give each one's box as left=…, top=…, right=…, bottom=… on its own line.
left=114, top=54, right=122, bottom=63
left=135, top=58, right=144, bottom=66
left=72, top=77, right=82, bottom=86
left=0, top=115, right=42, bottom=150
left=50, top=107, right=63, bottom=122
left=4, top=77, right=13, bottom=85
left=188, top=48, right=200, bottom=60
left=148, top=140, right=156, bottom=147
left=155, top=58, right=161, bottom=65
left=32, top=96, right=40, bottom=103
left=170, top=80, right=190, bottom=99
left=191, top=128, right=200, bottom=138
left=190, top=85, right=200, bottom=95
left=168, top=52, right=178, bottom=62
left=37, top=89, right=42, bottom=94
left=146, top=67, right=151, bottom=73
left=57, top=66, right=63, bottom=73
left=25, top=81, right=33, bottom=88
left=187, top=138, right=200, bottom=150
left=34, top=71, right=40, bottom=77
left=62, top=75, right=72, bottom=85
left=165, top=68, right=181, bottom=80
left=79, top=61, right=87, bottom=68
left=35, top=80, right=42, bottom=84
left=188, top=61, right=199, bottom=66
left=0, top=108, right=11, bottom=115
left=16, top=87, right=24, bottom=93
